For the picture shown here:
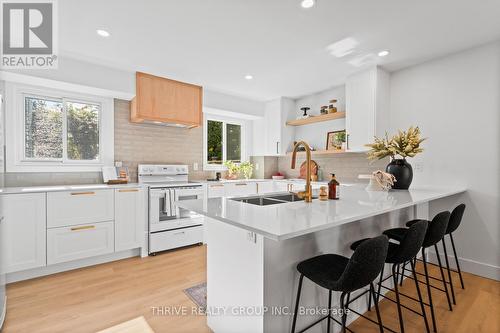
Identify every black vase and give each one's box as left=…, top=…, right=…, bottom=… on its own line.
left=386, top=159, right=413, bottom=190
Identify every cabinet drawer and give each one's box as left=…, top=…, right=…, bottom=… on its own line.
left=208, top=184, right=225, bottom=198
left=224, top=182, right=257, bottom=197
left=150, top=226, right=203, bottom=253
left=47, top=189, right=114, bottom=228
left=47, top=221, right=114, bottom=265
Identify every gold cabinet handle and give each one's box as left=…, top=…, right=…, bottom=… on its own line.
left=71, top=191, right=95, bottom=196
left=210, top=184, right=224, bottom=188
left=235, top=183, right=247, bottom=186
left=118, top=189, right=139, bottom=192
left=70, top=225, right=95, bottom=231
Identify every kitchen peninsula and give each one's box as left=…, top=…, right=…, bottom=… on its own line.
left=176, top=185, right=465, bottom=333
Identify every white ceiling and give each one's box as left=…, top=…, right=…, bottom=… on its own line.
left=59, top=0, right=500, bottom=101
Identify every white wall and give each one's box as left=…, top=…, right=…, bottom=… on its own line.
left=390, top=41, right=500, bottom=279
left=294, top=85, right=346, bottom=150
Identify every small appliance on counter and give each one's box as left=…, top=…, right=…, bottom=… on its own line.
left=138, top=164, right=204, bottom=255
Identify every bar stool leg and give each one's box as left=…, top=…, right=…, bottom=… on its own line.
left=340, top=292, right=348, bottom=333
left=411, top=259, right=430, bottom=333
left=422, top=248, right=438, bottom=332
left=434, top=244, right=453, bottom=311
left=370, top=282, right=384, bottom=333
left=392, top=264, right=405, bottom=333
left=400, top=261, right=406, bottom=286
left=370, top=263, right=385, bottom=311
left=327, top=289, right=332, bottom=333
left=291, top=274, right=304, bottom=333
left=442, top=239, right=456, bottom=304
left=449, top=233, right=465, bottom=289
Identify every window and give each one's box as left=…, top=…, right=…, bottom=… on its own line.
left=23, top=95, right=101, bottom=162
left=5, top=82, right=114, bottom=172
left=204, top=116, right=245, bottom=169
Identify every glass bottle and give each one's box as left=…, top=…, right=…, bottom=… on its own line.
left=328, top=173, right=340, bottom=200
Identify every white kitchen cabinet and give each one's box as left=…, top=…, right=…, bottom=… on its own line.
left=208, top=183, right=226, bottom=198
left=47, top=189, right=114, bottom=228
left=1, top=193, right=46, bottom=273
left=47, top=221, right=114, bottom=265
left=253, top=97, right=295, bottom=156
left=114, top=188, right=145, bottom=252
left=224, top=182, right=258, bottom=197
left=345, top=66, right=390, bottom=151
left=256, top=181, right=274, bottom=194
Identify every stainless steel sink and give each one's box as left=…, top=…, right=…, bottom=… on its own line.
left=230, top=193, right=316, bottom=206
left=267, top=194, right=304, bottom=202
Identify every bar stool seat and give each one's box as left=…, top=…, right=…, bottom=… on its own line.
left=297, top=254, right=349, bottom=290
left=382, top=227, right=409, bottom=242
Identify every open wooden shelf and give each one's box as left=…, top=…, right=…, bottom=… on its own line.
left=286, top=149, right=364, bottom=157
left=286, top=111, right=346, bottom=126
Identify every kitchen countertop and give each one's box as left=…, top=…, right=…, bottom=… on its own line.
left=196, top=178, right=329, bottom=185
left=176, top=184, right=466, bottom=241
left=0, top=183, right=146, bottom=194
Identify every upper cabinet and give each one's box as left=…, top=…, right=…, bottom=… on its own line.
left=345, top=67, right=390, bottom=151
left=253, top=97, right=295, bottom=156
left=131, top=72, right=203, bottom=128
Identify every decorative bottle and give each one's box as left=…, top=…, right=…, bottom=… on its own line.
left=328, top=173, right=340, bottom=200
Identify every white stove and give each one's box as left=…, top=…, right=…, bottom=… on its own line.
left=138, top=164, right=204, bottom=254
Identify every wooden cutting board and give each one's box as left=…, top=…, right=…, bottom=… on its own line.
left=299, top=160, right=318, bottom=180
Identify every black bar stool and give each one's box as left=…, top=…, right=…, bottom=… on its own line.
left=385, top=211, right=451, bottom=333
left=351, top=220, right=430, bottom=333
left=444, top=204, right=466, bottom=293
left=291, top=235, right=389, bottom=333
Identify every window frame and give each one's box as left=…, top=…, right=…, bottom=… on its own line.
left=203, top=114, right=246, bottom=171
left=5, top=82, right=114, bottom=172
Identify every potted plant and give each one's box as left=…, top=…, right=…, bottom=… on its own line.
left=239, top=162, right=254, bottom=180
left=223, top=161, right=240, bottom=180
left=365, top=126, right=425, bottom=189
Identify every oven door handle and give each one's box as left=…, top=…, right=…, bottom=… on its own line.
left=163, top=189, right=174, bottom=216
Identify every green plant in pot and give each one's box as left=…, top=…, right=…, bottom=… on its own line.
left=239, top=162, right=254, bottom=180
left=366, top=126, right=425, bottom=189
left=223, top=161, right=240, bottom=180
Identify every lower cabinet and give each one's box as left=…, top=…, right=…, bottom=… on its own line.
left=256, top=181, right=275, bottom=194
left=114, top=188, right=145, bottom=252
left=47, top=221, right=114, bottom=265
left=1, top=193, right=46, bottom=273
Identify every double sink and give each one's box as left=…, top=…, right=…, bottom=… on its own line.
left=230, top=193, right=316, bottom=206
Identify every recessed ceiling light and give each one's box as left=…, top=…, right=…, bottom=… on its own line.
left=301, top=0, right=316, bottom=9
left=245, top=74, right=253, bottom=80
left=96, top=29, right=110, bottom=37
left=378, top=50, right=390, bottom=57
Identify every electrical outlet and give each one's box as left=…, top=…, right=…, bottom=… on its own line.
left=255, top=163, right=260, bottom=171
left=193, top=162, right=199, bottom=171
left=414, top=163, right=424, bottom=173
left=114, top=161, right=123, bottom=167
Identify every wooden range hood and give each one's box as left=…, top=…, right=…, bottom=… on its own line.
left=130, top=72, right=203, bottom=128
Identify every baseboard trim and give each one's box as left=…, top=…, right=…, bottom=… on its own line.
left=426, top=250, right=500, bottom=281
left=7, top=248, right=141, bottom=284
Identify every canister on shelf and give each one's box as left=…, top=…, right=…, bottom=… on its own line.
left=320, top=105, right=328, bottom=115
left=328, top=99, right=338, bottom=113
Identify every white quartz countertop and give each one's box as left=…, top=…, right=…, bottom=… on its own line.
left=197, top=178, right=329, bottom=185
left=0, top=183, right=146, bottom=194
left=176, top=185, right=466, bottom=241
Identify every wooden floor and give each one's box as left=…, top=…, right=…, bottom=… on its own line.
left=3, top=245, right=499, bottom=333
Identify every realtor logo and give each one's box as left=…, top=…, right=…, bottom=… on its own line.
left=1, top=0, right=58, bottom=68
